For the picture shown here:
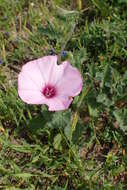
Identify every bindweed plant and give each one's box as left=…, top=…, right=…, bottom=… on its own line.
left=0, top=0, right=127, bottom=189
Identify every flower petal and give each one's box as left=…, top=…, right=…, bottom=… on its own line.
left=36, top=55, right=59, bottom=84
left=18, top=72, right=40, bottom=92
left=18, top=89, right=46, bottom=104
left=19, top=60, right=45, bottom=90
left=56, top=61, right=83, bottom=97
left=18, top=56, right=83, bottom=110
left=48, top=95, right=73, bottom=111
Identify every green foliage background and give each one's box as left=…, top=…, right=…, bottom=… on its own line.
left=0, top=0, right=127, bottom=189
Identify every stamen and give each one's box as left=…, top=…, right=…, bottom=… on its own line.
left=42, top=85, right=56, bottom=98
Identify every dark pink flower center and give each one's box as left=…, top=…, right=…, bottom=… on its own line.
left=42, top=85, right=56, bottom=98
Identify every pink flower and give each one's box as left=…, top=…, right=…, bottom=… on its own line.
left=18, top=56, right=83, bottom=111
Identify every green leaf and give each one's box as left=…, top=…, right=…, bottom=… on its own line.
left=64, top=124, right=72, bottom=141
left=53, top=133, right=62, bottom=151
left=28, top=116, right=47, bottom=135
left=38, top=24, right=61, bottom=40
left=101, top=64, right=113, bottom=88
left=88, top=104, right=99, bottom=117
left=47, top=111, right=71, bottom=129
left=72, top=48, right=88, bottom=70
left=91, top=0, right=109, bottom=17
left=97, top=93, right=113, bottom=107
left=12, top=173, right=36, bottom=178
left=113, top=109, right=127, bottom=131
left=55, top=5, right=78, bottom=17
